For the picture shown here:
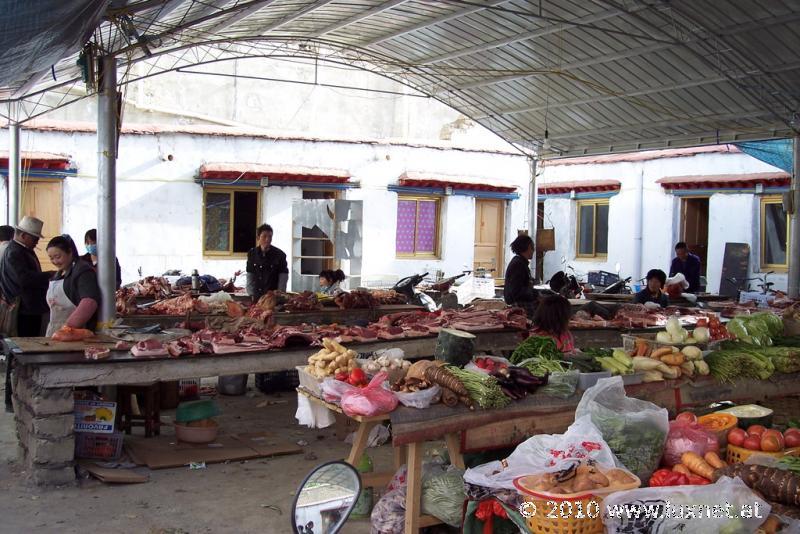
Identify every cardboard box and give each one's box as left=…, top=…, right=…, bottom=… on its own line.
left=74, top=400, right=116, bottom=434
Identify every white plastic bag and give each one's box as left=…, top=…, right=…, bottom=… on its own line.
left=575, top=376, right=668, bottom=482
left=464, top=355, right=511, bottom=375
left=294, top=393, right=336, bottom=428
left=666, top=272, right=689, bottom=290
left=394, top=385, right=441, bottom=408
left=463, top=415, right=618, bottom=490
left=319, top=378, right=358, bottom=403
left=345, top=424, right=390, bottom=447
left=602, top=476, right=770, bottom=534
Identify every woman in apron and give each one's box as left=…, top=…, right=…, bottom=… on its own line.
left=45, top=235, right=101, bottom=336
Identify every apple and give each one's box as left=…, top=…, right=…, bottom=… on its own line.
left=785, top=432, right=800, bottom=448
left=747, top=425, right=767, bottom=438
left=785, top=428, right=800, bottom=438
left=727, top=428, right=747, bottom=447
left=675, top=412, right=698, bottom=425
left=743, top=435, right=762, bottom=450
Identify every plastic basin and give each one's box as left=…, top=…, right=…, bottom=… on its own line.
left=174, top=420, right=219, bottom=444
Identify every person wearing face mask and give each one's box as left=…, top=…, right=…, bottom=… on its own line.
left=45, top=235, right=101, bottom=336
left=80, top=228, right=122, bottom=289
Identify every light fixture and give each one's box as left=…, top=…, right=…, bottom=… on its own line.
left=260, top=177, right=270, bottom=187
left=542, top=129, right=551, bottom=151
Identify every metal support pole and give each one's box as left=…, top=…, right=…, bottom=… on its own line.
left=528, top=156, right=538, bottom=280
left=789, top=136, right=800, bottom=298
left=97, top=56, right=118, bottom=328
left=632, top=170, right=644, bottom=283
left=8, top=120, right=20, bottom=225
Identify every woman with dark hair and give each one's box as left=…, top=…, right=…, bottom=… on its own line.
left=81, top=228, right=122, bottom=289
left=45, top=235, right=101, bottom=336
left=319, top=269, right=345, bottom=295
left=532, top=294, right=575, bottom=352
left=633, top=269, right=669, bottom=308
left=503, top=234, right=538, bottom=317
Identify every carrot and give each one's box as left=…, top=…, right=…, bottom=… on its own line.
left=704, top=451, right=726, bottom=469
left=681, top=452, right=715, bottom=479
left=651, top=347, right=673, bottom=359
left=635, top=339, right=649, bottom=357
left=672, top=464, right=691, bottom=476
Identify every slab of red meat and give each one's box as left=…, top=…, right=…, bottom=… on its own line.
left=376, top=326, right=405, bottom=340
left=211, top=341, right=272, bottom=354
left=131, top=339, right=168, bottom=357
left=347, top=326, right=378, bottom=342
left=268, top=327, right=319, bottom=348
left=84, top=347, right=111, bottom=360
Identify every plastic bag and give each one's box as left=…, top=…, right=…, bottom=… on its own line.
left=662, top=421, right=719, bottom=466
left=341, top=372, right=398, bottom=417
left=319, top=378, right=357, bottom=403
left=345, top=424, right=390, bottom=447
left=575, top=376, right=668, bottom=482
left=540, top=370, right=579, bottom=399
left=422, top=469, right=466, bottom=527
left=294, top=393, right=335, bottom=428
left=602, top=476, right=770, bottom=534
left=463, top=415, right=618, bottom=490
left=394, top=384, right=441, bottom=409
left=370, top=487, right=406, bottom=534
left=465, top=355, right=511, bottom=375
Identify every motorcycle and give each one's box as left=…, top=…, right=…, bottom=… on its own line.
left=392, top=272, right=438, bottom=311
left=293, top=461, right=361, bottom=534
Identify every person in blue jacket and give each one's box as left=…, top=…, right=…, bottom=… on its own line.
left=669, top=242, right=701, bottom=293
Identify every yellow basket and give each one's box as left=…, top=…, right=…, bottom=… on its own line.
left=726, top=444, right=800, bottom=464
left=514, top=469, right=640, bottom=534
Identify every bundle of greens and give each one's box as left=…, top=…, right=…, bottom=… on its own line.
left=704, top=347, right=775, bottom=382
left=570, top=349, right=606, bottom=372
left=592, top=411, right=666, bottom=482
left=510, top=336, right=560, bottom=365
left=445, top=366, right=509, bottom=409
left=517, top=355, right=567, bottom=377
left=719, top=341, right=800, bottom=374
left=726, top=312, right=783, bottom=346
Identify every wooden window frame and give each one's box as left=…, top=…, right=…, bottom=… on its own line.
left=396, top=195, right=442, bottom=259
left=760, top=195, right=790, bottom=271
left=297, top=191, right=339, bottom=273
left=202, top=187, right=262, bottom=258
left=575, top=199, right=609, bottom=259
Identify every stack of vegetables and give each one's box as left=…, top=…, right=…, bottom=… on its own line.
left=705, top=342, right=776, bottom=382
left=631, top=345, right=709, bottom=382
left=570, top=348, right=605, bottom=372
left=650, top=452, right=726, bottom=487
left=655, top=316, right=710, bottom=345
left=726, top=312, right=784, bottom=346
left=595, top=349, right=634, bottom=375
left=727, top=425, right=800, bottom=453
left=305, top=338, right=359, bottom=379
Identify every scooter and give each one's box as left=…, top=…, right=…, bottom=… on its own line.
left=392, top=272, right=438, bottom=311
left=292, top=461, right=361, bottom=534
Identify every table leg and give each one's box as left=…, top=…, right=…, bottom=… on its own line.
left=404, top=441, right=423, bottom=534
left=346, top=421, right=377, bottom=466
left=444, top=432, right=464, bottom=469
left=394, top=444, right=406, bottom=471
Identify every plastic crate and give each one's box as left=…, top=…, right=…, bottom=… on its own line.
left=726, top=444, right=800, bottom=464
left=179, top=378, right=200, bottom=400
left=75, top=431, right=124, bottom=460
left=255, top=370, right=300, bottom=394
left=587, top=270, right=619, bottom=287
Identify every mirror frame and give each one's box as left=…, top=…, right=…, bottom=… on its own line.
left=292, top=461, right=362, bottom=534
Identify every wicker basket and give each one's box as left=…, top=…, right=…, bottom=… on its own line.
left=726, top=444, right=800, bottom=464
left=514, top=469, right=640, bottom=534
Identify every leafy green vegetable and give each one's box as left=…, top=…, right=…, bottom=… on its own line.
left=510, top=336, right=560, bottom=365
left=591, top=411, right=666, bottom=482
left=445, top=366, right=509, bottom=409
left=726, top=313, right=782, bottom=346
left=705, top=347, right=775, bottom=382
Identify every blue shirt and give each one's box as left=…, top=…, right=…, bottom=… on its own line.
left=669, top=253, right=701, bottom=292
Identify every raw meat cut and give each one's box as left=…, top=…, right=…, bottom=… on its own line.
left=84, top=347, right=110, bottom=360
left=52, top=326, right=94, bottom=342
left=335, top=291, right=378, bottom=310
left=284, top=292, right=321, bottom=312
left=130, top=339, right=169, bottom=357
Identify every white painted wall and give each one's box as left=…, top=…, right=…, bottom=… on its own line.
left=1, top=128, right=530, bottom=288
left=540, top=151, right=788, bottom=291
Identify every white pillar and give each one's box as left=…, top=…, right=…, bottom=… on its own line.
left=97, top=56, right=118, bottom=327
left=8, top=120, right=20, bottom=225
left=528, top=156, right=538, bottom=279
left=632, top=170, right=644, bottom=283
left=789, top=136, right=800, bottom=298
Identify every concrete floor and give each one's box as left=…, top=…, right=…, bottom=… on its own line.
left=0, top=377, right=411, bottom=534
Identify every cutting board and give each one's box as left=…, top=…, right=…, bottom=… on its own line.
left=8, top=335, right=118, bottom=354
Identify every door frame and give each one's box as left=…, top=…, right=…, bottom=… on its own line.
left=679, top=195, right=710, bottom=277
left=473, top=198, right=506, bottom=277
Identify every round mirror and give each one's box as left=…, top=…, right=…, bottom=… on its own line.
left=293, top=461, right=361, bottom=534
left=614, top=262, right=621, bottom=274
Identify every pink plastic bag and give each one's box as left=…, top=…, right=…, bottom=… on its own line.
left=341, top=372, right=398, bottom=417
left=662, top=420, right=719, bottom=466
left=319, top=378, right=358, bottom=403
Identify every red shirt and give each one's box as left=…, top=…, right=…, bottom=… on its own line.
left=532, top=327, right=575, bottom=353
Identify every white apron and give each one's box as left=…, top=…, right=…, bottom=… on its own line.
left=45, top=278, right=76, bottom=336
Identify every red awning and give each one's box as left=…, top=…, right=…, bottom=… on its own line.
left=657, top=172, right=790, bottom=190
left=199, top=162, right=350, bottom=183
left=538, top=180, right=621, bottom=194
left=0, top=150, right=71, bottom=170
left=398, top=171, right=517, bottom=193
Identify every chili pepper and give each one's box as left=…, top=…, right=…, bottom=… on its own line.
left=649, top=468, right=689, bottom=487
left=687, top=474, right=711, bottom=485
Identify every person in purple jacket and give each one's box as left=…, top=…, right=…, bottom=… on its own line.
left=669, top=242, right=701, bottom=293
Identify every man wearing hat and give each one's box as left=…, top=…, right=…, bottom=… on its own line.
left=0, top=216, right=52, bottom=336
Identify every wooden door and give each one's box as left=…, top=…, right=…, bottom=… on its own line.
left=21, top=180, right=62, bottom=268
left=680, top=197, right=709, bottom=276
left=474, top=199, right=505, bottom=276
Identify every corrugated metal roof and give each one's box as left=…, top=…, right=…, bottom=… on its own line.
left=544, top=144, right=740, bottom=166
left=0, top=0, right=798, bottom=157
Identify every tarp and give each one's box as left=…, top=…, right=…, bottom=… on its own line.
left=734, top=139, right=793, bottom=173
left=0, top=0, right=105, bottom=89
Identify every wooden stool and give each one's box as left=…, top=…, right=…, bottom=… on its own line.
left=116, top=383, right=161, bottom=437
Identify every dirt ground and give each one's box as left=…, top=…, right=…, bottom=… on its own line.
left=0, top=376, right=418, bottom=534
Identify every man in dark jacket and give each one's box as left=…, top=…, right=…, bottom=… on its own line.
left=0, top=216, right=51, bottom=336
left=669, top=242, right=701, bottom=293
left=503, top=234, right=539, bottom=317
left=246, top=224, right=288, bottom=301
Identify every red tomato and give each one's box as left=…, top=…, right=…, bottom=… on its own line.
left=727, top=428, right=747, bottom=447
left=743, top=436, right=762, bottom=450
left=785, top=428, right=800, bottom=437
left=348, top=368, right=367, bottom=386
left=747, top=425, right=767, bottom=438
left=785, top=432, right=800, bottom=448
left=675, top=412, right=698, bottom=425
left=761, top=434, right=783, bottom=452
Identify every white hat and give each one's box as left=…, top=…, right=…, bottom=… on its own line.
left=15, top=216, right=44, bottom=239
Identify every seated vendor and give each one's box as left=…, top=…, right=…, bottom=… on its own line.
left=531, top=294, right=575, bottom=352
left=503, top=235, right=539, bottom=318
left=45, top=235, right=101, bottom=336
left=319, top=269, right=345, bottom=296
left=633, top=269, right=669, bottom=308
